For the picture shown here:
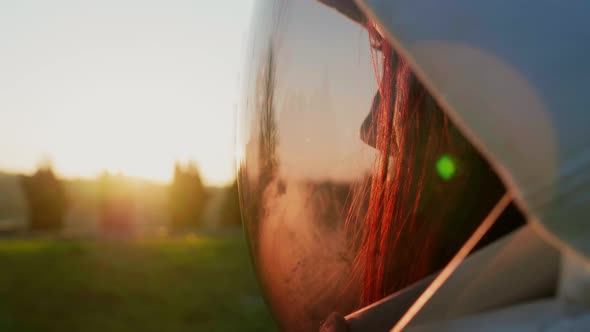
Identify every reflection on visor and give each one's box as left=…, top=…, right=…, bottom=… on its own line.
left=237, top=1, right=525, bottom=331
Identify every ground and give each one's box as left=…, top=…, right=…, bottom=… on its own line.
left=0, top=233, right=276, bottom=332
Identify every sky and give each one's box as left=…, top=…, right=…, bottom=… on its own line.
left=0, top=0, right=255, bottom=186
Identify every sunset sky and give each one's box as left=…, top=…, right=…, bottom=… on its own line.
left=0, top=0, right=255, bottom=186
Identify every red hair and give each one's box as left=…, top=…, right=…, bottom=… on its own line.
left=349, top=22, right=521, bottom=306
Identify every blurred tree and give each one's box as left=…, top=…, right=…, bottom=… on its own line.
left=244, top=39, right=281, bottom=252
left=97, top=172, right=136, bottom=237
left=220, top=180, right=242, bottom=227
left=20, top=164, right=68, bottom=231
left=168, top=161, right=208, bottom=229
left=257, top=42, right=278, bottom=189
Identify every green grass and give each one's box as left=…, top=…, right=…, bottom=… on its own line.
left=0, top=234, right=276, bottom=332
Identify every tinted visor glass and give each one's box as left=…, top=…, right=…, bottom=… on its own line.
left=237, top=1, right=522, bottom=330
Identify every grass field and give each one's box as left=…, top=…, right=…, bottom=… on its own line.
left=0, top=233, right=276, bottom=332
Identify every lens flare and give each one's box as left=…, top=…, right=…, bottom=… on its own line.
left=436, top=155, right=456, bottom=180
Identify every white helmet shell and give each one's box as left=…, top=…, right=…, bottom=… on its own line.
left=356, top=0, right=590, bottom=260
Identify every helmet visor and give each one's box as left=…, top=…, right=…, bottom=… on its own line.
left=237, top=1, right=521, bottom=330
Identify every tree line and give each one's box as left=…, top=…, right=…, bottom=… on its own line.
left=17, top=162, right=242, bottom=234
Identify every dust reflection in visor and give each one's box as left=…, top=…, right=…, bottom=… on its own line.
left=237, top=0, right=523, bottom=331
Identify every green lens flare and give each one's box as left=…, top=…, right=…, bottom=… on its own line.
left=436, top=155, right=456, bottom=180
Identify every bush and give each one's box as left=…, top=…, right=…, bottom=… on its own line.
left=168, top=162, right=207, bottom=229
left=20, top=166, right=68, bottom=231
left=220, top=180, right=242, bottom=227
